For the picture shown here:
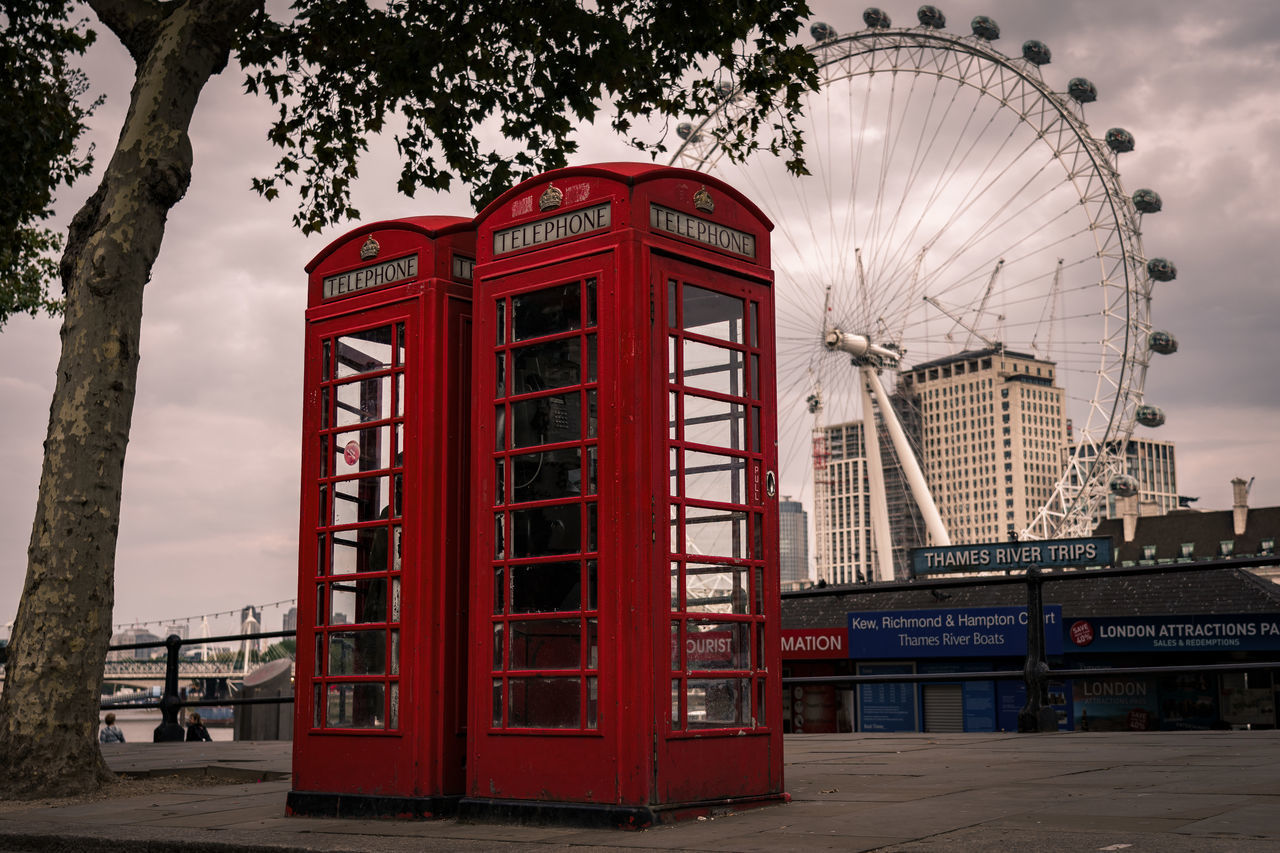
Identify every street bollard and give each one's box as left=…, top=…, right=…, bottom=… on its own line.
left=153, top=634, right=185, bottom=742
left=1018, top=568, right=1058, bottom=733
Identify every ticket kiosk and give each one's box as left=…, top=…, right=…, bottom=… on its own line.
left=288, top=216, right=474, bottom=816
left=464, top=164, right=784, bottom=825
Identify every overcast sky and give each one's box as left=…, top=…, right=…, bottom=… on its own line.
left=2, top=0, right=1278, bottom=637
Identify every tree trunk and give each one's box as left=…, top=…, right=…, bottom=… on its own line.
left=0, top=0, right=259, bottom=797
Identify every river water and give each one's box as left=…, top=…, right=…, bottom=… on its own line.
left=102, top=708, right=234, bottom=743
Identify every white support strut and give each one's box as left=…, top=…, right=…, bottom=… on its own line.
left=860, top=368, right=895, bottom=582
left=864, top=368, right=951, bottom=547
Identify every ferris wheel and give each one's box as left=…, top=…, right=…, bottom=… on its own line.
left=670, top=6, right=1177, bottom=574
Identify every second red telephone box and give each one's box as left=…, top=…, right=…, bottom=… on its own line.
left=464, top=163, right=784, bottom=825
left=289, top=216, right=474, bottom=816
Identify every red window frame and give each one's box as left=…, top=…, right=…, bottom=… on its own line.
left=485, top=272, right=603, bottom=734
left=663, top=263, right=774, bottom=736
left=304, top=309, right=412, bottom=734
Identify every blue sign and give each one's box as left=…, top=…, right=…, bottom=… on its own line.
left=849, top=606, right=1063, bottom=659
left=856, top=663, right=917, bottom=732
left=997, top=679, right=1073, bottom=732
left=1064, top=614, right=1280, bottom=654
left=912, top=537, right=1112, bottom=575
left=963, top=679, right=997, bottom=732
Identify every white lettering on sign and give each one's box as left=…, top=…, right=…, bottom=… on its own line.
left=649, top=204, right=756, bottom=258
left=925, top=548, right=992, bottom=570
left=492, top=202, right=611, bottom=256
left=995, top=545, right=1042, bottom=564
left=1046, top=541, right=1097, bottom=562
left=780, top=632, right=845, bottom=654
left=687, top=631, right=733, bottom=663
left=323, top=254, right=419, bottom=299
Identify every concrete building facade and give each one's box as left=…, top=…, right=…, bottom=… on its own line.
left=896, top=348, right=1067, bottom=544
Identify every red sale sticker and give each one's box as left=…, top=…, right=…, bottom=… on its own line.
left=1070, top=620, right=1095, bottom=647
left=343, top=440, right=360, bottom=466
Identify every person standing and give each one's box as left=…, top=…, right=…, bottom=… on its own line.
left=99, top=712, right=125, bottom=743
left=185, top=712, right=213, bottom=742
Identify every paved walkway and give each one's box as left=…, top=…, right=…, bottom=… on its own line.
left=1, top=732, right=1277, bottom=851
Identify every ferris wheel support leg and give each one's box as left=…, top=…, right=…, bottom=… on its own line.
left=864, top=368, right=952, bottom=547
left=860, top=369, right=896, bottom=583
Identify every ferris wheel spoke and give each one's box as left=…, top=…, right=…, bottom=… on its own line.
left=870, top=103, right=1016, bottom=291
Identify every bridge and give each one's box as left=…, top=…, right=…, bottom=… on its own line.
left=99, top=659, right=251, bottom=691
left=104, top=659, right=250, bottom=680
left=0, top=660, right=245, bottom=696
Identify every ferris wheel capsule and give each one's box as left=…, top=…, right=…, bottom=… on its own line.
left=1022, top=40, right=1052, bottom=65
left=1068, top=77, right=1097, bottom=103
left=863, top=7, right=891, bottom=29
left=714, top=81, right=735, bottom=101
left=1147, top=257, right=1177, bottom=281
left=811, top=21, right=838, bottom=42
left=1109, top=474, right=1140, bottom=497
left=1148, top=331, right=1178, bottom=354
left=1107, top=127, right=1136, bottom=153
left=1133, top=188, right=1163, bottom=213
left=971, top=15, right=1000, bottom=40
left=676, top=122, right=698, bottom=142
left=917, top=6, right=946, bottom=28
left=1136, top=405, right=1166, bottom=427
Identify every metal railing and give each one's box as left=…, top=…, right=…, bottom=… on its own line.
left=97, top=557, right=1280, bottom=738
left=101, top=629, right=296, bottom=741
left=781, top=556, right=1280, bottom=731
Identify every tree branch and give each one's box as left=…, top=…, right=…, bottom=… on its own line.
left=87, top=0, right=166, bottom=63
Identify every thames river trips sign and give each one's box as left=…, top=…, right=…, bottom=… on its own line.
left=911, top=536, right=1113, bottom=576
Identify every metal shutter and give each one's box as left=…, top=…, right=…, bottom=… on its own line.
left=922, top=684, right=964, bottom=732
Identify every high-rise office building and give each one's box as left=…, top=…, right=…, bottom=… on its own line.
left=778, top=496, right=811, bottom=588
left=1077, top=437, right=1179, bottom=521
left=895, top=347, right=1067, bottom=545
left=813, top=421, right=874, bottom=585
left=812, top=403, right=926, bottom=584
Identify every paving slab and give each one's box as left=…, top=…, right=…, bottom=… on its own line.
left=0, top=732, right=1276, bottom=852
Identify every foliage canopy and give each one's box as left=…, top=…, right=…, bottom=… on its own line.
left=0, top=0, right=100, bottom=328
left=240, top=0, right=817, bottom=232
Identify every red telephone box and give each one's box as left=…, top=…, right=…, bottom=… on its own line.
left=288, top=216, right=474, bottom=817
left=463, top=164, right=784, bottom=825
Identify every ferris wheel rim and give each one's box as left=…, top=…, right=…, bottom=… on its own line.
left=670, top=19, right=1155, bottom=541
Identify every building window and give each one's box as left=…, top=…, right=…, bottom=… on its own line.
left=1261, top=538, right=1276, bottom=556
left=1180, top=542, right=1194, bottom=559
left=1141, top=545, right=1157, bottom=561
left=1219, top=540, right=1235, bottom=557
